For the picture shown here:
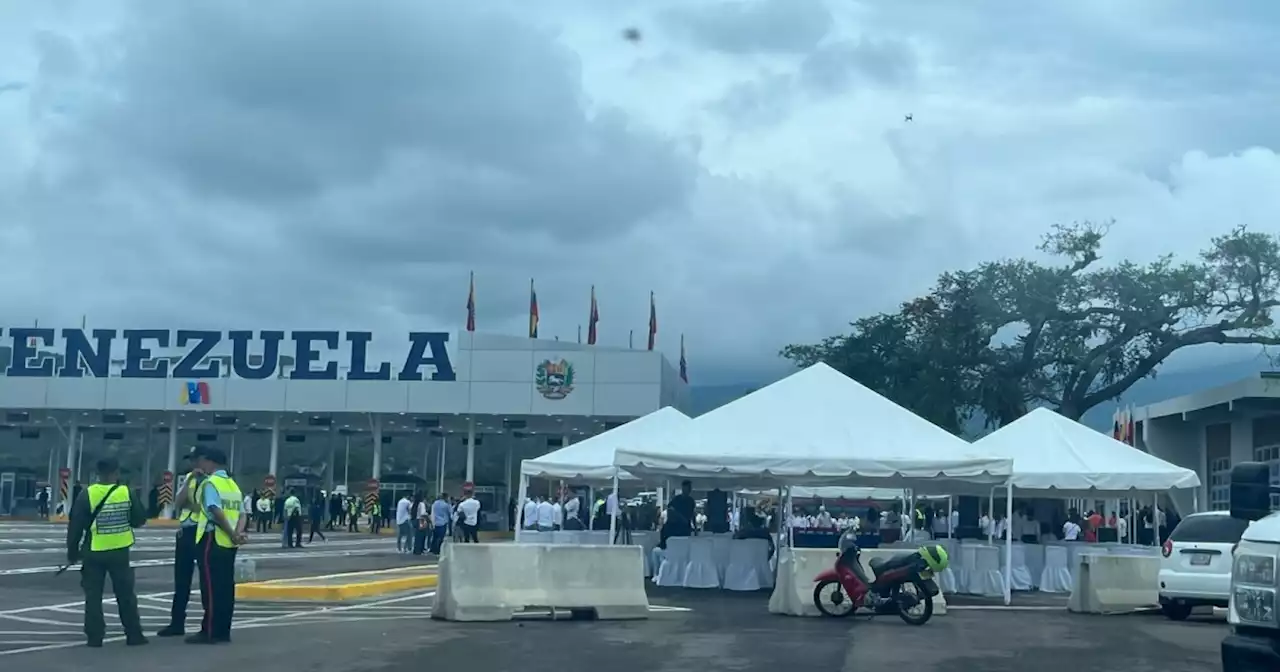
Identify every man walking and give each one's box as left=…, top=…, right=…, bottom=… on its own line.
left=457, top=489, right=481, bottom=544
left=308, top=494, right=327, bottom=544
left=158, top=447, right=203, bottom=637
left=429, top=492, right=452, bottom=554
left=395, top=493, right=413, bottom=553
left=67, top=458, right=148, bottom=647
left=284, top=489, right=303, bottom=548
left=188, top=448, right=247, bottom=645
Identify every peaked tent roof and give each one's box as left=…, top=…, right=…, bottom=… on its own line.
left=613, top=363, right=1012, bottom=489
left=971, top=407, right=1202, bottom=495
left=520, top=406, right=691, bottom=482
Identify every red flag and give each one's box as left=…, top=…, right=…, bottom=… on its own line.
left=528, top=279, right=539, bottom=338
left=679, top=334, right=688, bottom=383
left=1112, top=407, right=1121, bottom=441
left=647, top=292, right=657, bottom=351
left=465, top=271, right=476, bottom=332
left=1126, top=405, right=1136, bottom=446
left=587, top=286, right=599, bottom=345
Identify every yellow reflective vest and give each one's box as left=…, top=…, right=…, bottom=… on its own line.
left=177, top=471, right=199, bottom=523
left=193, top=473, right=244, bottom=548
left=87, top=484, right=134, bottom=552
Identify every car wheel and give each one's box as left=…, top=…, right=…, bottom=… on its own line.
left=1161, top=601, right=1193, bottom=621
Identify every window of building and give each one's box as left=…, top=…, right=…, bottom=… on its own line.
left=1208, top=457, right=1232, bottom=511
left=1253, top=415, right=1280, bottom=511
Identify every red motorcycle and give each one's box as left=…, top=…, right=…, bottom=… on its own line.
left=812, top=531, right=946, bottom=625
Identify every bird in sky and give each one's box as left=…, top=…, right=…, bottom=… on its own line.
left=904, top=113, right=913, bottom=122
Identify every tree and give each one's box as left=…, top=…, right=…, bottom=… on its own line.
left=782, top=223, right=1280, bottom=428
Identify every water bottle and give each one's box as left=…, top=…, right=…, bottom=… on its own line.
left=234, top=556, right=257, bottom=583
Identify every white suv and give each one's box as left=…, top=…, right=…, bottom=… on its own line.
left=1159, top=511, right=1252, bottom=620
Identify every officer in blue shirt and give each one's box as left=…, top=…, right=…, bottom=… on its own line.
left=158, top=447, right=203, bottom=637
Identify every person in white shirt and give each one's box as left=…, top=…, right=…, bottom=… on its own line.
left=979, top=512, right=992, bottom=540
left=815, top=507, right=833, bottom=529
left=1062, top=518, right=1082, bottom=541
left=394, top=495, right=413, bottom=554
left=521, top=496, right=538, bottom=531
left=536, top=497, right=555, bottom=532
left=563, top=495, right=582, bottom=530
left=949, top=509, right=959, bottom=536
left=456, top=492, right=481, bottom=543
left=931, top=509, right=948, bottom=537
left=552, top=499, right=564, bottom=530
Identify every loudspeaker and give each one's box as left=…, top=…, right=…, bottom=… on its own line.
left=705, top=489, right=729, bottom=533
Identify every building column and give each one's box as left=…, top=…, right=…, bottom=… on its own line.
left=371, top=415, right=383, bottom=480
left=326, top=426, right=336, bottom=493
left=63, top=423, right=79, bottom=515
left=268, top=415, right=280, bottom=480
left=228, top=431, right=237, bottom=475
left=163, top=413, right=178, bottom=517
left=465, top=415, right=476, bottom=483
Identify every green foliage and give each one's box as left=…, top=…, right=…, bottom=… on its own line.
left=782, top=222, right=1280, bottom=427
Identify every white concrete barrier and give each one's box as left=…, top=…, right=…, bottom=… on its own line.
left=1067, top=553, right=1160, bottom=614
left=431, top=543, right=650, bottom=621
left=768, top=547, right=947, bottom=617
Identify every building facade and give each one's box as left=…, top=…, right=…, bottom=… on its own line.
left=1139, top=372, right=1280, bottom=515
left=0, top=326, right=690, bottom=519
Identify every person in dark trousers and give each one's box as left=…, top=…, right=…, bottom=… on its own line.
left=158, top=447, right=204, bottom=637
left=188, top=448, right=247, bottom=645
left=67, top=457, right=148, bottom=648
left=308, top=495, right=327, bottom=543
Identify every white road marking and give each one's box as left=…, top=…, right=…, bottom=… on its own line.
left=947, top=605, right=1063, bottom=611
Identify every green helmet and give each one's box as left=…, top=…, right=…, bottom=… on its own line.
left=919, top=544, right=949, bottom=573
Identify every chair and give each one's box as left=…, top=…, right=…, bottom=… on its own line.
left=965, top=545, right=1004, bottom=597
left=723, top=539, right=771, bottom=591
left=683, top=537, right=721, bottom=589
left=711, top=535, right=734, bottom=583
left=655, top=537, right=690, bottom=587
left=1005, top=543, right=1034, bottom=591
left=1039, top=545, right=1073, bottom=593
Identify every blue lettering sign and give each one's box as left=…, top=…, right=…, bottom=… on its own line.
left=1, top=328, right=457, bottom=381
left=291, top=331, right=339, bottom=380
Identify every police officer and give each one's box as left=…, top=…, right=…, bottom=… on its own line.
left=188, top=447, right=247, bottom=645
left=66, top=457, right=147, bottom=647
left=158, top=446, right=203, bottom=637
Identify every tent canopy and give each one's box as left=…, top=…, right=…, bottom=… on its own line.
left=520, top=406, right=691, bottom=482
left=613, top=363, right=1012, bottom=490
left=739, top=487, right=949, bottom=501
left=970, top=407, right=1202, bottom=496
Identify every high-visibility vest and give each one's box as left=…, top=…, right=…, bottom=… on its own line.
left=177, top=472, right=199, bottom=523
left=194, top=474, right=244, bottom=548
left=87, top=484, right=134, bottom=552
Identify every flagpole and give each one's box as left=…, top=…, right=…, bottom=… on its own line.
left=629, top=330, right=634, bottom=349
left=577, top=325, right=582, bottom=344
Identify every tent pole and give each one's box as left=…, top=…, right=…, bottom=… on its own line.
left=1004, top=483, right=1013, bottom=605
left=514, top=474, right=528, bottom=542
left=607, top=471, right=619, bottom=544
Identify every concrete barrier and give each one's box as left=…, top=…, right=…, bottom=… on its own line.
left=768, top=547, right=947, bottom=617
left=431, top=543, right=650, bottom=622
left=1067, top=553, right=1160, bottom=614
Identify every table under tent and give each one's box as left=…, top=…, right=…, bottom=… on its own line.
left=960, top=407, right=1202, bottom=596
left=611, top=363, right=1018, bottom=606
left=514, top=406, right=691, bottom=575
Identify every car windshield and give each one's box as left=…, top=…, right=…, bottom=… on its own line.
left=1168, top=515, right=1250, bottom=544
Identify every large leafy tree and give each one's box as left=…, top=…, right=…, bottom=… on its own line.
left=782, top=223, right=1280, bottom=431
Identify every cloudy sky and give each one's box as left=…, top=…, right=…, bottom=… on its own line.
left=3, top=0, right=1279, bottom=384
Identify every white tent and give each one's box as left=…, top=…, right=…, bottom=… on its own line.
left=519, top=406, right=691, bottom=482
left=612, top=363, right=1013, bottom=490
left=971, top=407, right=1202, bottom=496
left=740, top=487, right=950, bottom=501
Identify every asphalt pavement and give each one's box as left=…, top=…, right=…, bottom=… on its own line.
left=0, top=523, right=1230, bottom=671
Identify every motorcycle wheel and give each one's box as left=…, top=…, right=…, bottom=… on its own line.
left=894, top=579, right=933, bottom=626
left=812, top=579, right=857, bottom=618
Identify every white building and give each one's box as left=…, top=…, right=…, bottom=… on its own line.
left=1139, top=371, right=1280, bottom=514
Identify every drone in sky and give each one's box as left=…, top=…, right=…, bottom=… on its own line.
left=904, top=113, right=913, bottom=122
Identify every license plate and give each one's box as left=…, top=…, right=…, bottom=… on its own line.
left=1190, top=553, right=1212, bottom=566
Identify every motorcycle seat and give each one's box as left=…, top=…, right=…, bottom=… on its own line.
left=868, top=552, right=918, bottom=575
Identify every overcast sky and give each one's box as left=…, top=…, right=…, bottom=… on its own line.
left=2, top=0, right=1279, bottom=384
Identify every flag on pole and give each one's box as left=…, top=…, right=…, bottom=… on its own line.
left=679, top=334, right=688, bottom=383
left=1126, top=404, right=1136, bottom=446
left=647, top=292, right=657, bottom=351
left=1112, top=407, right=1122, bottom=441
left=528, top=279, right=539, bottom=338
left=587, top=285, right=599, bottom=345
left=29, top=318, right=39, bottom=349
left=465, top=272, right=476, bottom=332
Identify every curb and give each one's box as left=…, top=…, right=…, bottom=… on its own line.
left=235, top=572, right=438, bottom=602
